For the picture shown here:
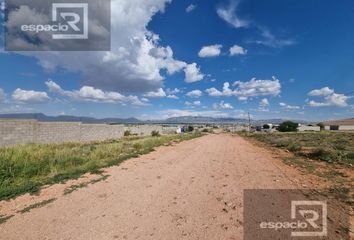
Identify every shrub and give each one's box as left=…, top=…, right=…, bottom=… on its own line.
left=333, top=139, right=349, bottom=151
left=272, top=138, right=291, bottom=148
left=345, top=152, right=354, bottom=164
left=133, top=143, right=143, bottom=151
left=278, top=121, right=298, bottom=132
left=317, top=123, right=325, bottom=131
left=275, top=141, right=290, bottom=148
left=151, top=130, right=160, bottom=137
left=263, top=124, right=270, bottom=129
left=124, top=130, right=131, bottom=137
left=308, top=148, right=338, bottom=163
left=287, top=143, right=302, bottom=152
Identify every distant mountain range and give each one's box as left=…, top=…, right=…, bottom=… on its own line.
left=162, top=116, right=302, bottom=125
left=0, top=113, right=310, bottom=125
left=323, top=118, right=354, bottom=126
left=0, top=113, right=141, bottom=124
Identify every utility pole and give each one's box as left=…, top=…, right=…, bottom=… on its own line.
left=248, top=112, right=251, bottom=133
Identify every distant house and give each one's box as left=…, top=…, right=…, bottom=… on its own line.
left=176, top=127, right=182, bottom=134
left=298, top=124, right=321, bottom=132
left=263, top=123, right=276, bottom=132
left=226, top=125, right=249, bottom=132
left=323, top=118, right=354, bottom=131
left=255, top=124, right=277, bottom=132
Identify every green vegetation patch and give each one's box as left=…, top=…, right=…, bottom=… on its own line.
left=18, top=198, right=57, bottom=214
left=0, top=133, right=202, bottom=201
left=63, top=175, right=110, bottom=195
left=242, top=131, right=354, bottom=165
left=0, top=214, right=14, bottom=225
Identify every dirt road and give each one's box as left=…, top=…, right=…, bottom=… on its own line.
left=0, top=134, right=325, bottom=239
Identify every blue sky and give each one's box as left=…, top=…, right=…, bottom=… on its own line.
left=0, top=0, right=353, bottom=121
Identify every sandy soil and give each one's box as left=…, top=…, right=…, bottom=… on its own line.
left=0, top=134, right=350, bottom=239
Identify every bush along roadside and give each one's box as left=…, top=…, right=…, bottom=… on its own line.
left=240, top=131, right=354, bottom=166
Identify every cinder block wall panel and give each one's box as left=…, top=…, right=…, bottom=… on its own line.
left=339, top=126, right=354, bottom=131
left=162, top=126, right=179, bottom=134
left=36, top=122, right=82, bottom=144
left=125, top=125, right=164, bottom=136
left=79, top=124, right=124, bottom=142
left=0, top=120, right=177, bottom=147
left=0, top=120, right=36, bottom=146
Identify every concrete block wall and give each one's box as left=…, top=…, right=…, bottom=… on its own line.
left=125, top=125, right=164, bottom=136
left=161, top=126, right=180, bottom=134
left=338, top=125, right=354, bottom=131
left=0, top=120, right=36, bottom=146
left=325, top=125, right=354, bottom=131
left=80, top=124, right=125, bottom=142
left=0, top=120, right=175, bottom=147
left=36, top=122, right=82, bottom=144
left=226, top=125, right=249, bottom=132
left=298, top=126, right=321, bottom=132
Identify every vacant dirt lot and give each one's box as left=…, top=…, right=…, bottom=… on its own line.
left=0, top=134, right=351, bottom=239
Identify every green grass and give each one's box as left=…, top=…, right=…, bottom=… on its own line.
left=317, top=170, right=348, bottom=180
left=328, top=187, right=352, bottom=204
left=240, top=131, right=354, bottom=165
left=18, top=198, right=57, bottom=214
left=282, top=156, right=316, bottom=173
left=63, top=174, right=110, bottom=195
left=0, top=133, right=202, bottom=201
left=0, top=215, right=14, bottom=225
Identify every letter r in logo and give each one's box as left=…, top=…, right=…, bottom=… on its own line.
left=291, top=201, right=327, bottom=237
left=52, top=3, right=88, bottom=40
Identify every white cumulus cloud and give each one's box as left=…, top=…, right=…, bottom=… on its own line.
left=184, top=101, right=201, bottom=107
left=233, top=77, right=281, bottom=100
left=206, top=77, right=281, bottom=101
left=12, top=88, right=50, bottom=103
left=307, top=87, right=350, bottom=107
left=186, top=89, right=203, bottom=98
left=213, top=101, right=234, bottom=110
left=184, top=63, right=204, bottom=83
left=143, top=88, right=166, bottom=98
left=279, top=102, right=300, bottom=110
left=167, top=94, right=179, bottom=99
left=205, top=88, right=223, bottom=97
left=156, top=109, right=230, bottom=119
left=308, top=87, right=334, bottom=97
left=188, top=101, right=201, bottom=106
left=259, top=98, right=269, bottom=107
left=206, top=82, right=234, bottom=97
left=198, top=44, right=222, bottom=58
left=45, top=80, right=147, bottom=106
left=230, top=44, right=247, bottom=56
left=166, top=88, right=180, bottom=95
